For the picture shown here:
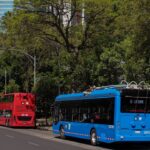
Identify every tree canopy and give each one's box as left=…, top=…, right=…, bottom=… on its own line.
left=0, top=0, right=149, bottom=113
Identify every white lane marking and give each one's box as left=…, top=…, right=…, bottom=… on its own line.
left=28, top=141, right=40, bottom=147
left=5, top=134, right=15, bottom=139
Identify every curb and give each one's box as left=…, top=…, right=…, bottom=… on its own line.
left=36, top=126, right=52, bottom=131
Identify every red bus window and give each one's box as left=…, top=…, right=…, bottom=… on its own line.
left=23, top=96, right=28, bottom=100
left=1, top=95, right=14, bottom=102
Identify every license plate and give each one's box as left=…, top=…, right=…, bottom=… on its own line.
left=135, top=130, right=141, bottom=134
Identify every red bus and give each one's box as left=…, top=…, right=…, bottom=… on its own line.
left=0, top=93, right=35, bottom=127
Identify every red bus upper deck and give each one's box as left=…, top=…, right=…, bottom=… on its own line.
left=0, top=93, right=35, bottom=127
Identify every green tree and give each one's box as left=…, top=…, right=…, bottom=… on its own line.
left=34, top=75, right=57, bottom=123
left=0, top=0, right=149, bottom=118
left=5, top=79, right=20, bottom=93
left=95, top=48, right=124, bottom=85
left=116, top=0, right=150, bottom=83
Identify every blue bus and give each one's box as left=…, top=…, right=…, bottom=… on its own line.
left=53, top=84, right=150, bottom=145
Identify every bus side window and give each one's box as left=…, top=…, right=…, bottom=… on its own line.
left=59, top=110, right=64, bottom=120
left=83, top=113, right=87, bottom=120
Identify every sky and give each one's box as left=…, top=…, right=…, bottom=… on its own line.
left=0, top=0, right=14, bottom=18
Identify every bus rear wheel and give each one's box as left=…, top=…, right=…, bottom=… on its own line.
left=90, top=129, right=97, bottom=146
left=60, top=126, right=65, bottom=139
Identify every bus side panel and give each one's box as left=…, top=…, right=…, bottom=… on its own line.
left=64, top=122, right=91, bottom=140
left=53, top=121, right=116, bottom=143
left=65, top=123, right=115, bottom=143
left=95, top=124, right=115, bottom=143
left=0, top=117, right=6, bottom=126
left=53, top=121, right=91, bottom=139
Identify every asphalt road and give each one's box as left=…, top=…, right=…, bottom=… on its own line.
left=1, top=126, right=150, bottom=150
left=0, top=127, right=86, bottom=150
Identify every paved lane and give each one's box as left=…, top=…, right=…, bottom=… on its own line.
left=0, top=127, right=86, bottom=150
left=1, top=126, right=150, bottom=150
left=0, top=127, right=102, bottom=150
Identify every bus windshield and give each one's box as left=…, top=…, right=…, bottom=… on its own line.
left=121, top=89, right=150, bottom=113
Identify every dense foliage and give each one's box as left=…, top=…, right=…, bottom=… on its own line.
left=0, top=0, right=149, bottom=115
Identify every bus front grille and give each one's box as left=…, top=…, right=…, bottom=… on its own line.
left=17, top=116, right=32, bottom=121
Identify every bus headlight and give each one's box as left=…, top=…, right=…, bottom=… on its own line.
left=26, top=102, right=29, bottom=105
left=120, top=136, right=124, bottom=140
left=134, top=117, right=138, bottom=121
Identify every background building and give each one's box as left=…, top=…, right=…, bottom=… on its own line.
left=62, top=1, right=85, bottom=27
left=0, top=0, right=14, bottom=18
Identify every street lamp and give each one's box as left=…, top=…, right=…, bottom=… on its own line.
left=0, top=48, right=36, bottom=88
left=5, top=69, right=7, bottom=94
left=21, top=51, right=36, bottom=88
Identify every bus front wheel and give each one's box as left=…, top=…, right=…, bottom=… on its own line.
left=60, top=126, right=65, bottom=139
left=90, top=129, right=97, bottom=146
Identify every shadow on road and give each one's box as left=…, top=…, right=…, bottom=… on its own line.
left=56, top=136, right=150, bottom=150
left=106, top=142, right=150, bottom=150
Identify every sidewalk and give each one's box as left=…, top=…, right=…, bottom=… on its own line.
left=36, top=118, right=53, bottom=131
left=36, top=126, right=52, bottom=131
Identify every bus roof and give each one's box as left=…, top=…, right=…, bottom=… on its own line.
left=56, top=84, right=150, bottom=102
left=56, top=88, right=120, bottom=102
left=3, top=93, right=34, bottom=96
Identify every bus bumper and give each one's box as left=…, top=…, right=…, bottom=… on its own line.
left=116, top=134, right=150, bottom=142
